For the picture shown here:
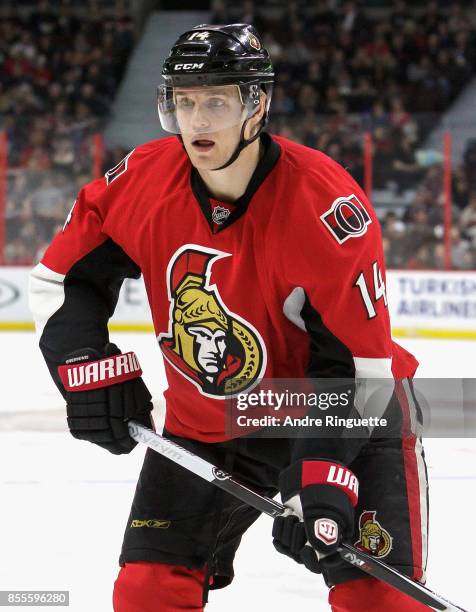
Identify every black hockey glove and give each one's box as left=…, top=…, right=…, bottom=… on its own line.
left=272, top=459, right=358, bottom=573
left=58, top=343, right=154, bottom=455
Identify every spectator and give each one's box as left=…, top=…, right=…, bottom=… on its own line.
left=464, top=140, right=476, bottom=190
left=459, top=192, right=476, bottom=245
left=450, top=227, right=472, bottom=270
left=381, top=211, right=407, bottom=268
left=392, top=136, right=422, bottom=193
left=452, top=165, right=470, bottom=210
left=1, top=2, right=137, bottom=264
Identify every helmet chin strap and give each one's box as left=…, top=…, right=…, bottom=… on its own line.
left=211, top=116, right=264, bottom=171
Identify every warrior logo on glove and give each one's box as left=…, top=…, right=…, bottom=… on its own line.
left=354, top=510, right=393, bottom=558
left=158, top=245, right=266, bottom=398
left=315, top=518, right=339, bottom=545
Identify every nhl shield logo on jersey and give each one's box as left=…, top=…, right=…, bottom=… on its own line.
left=212, top=205, right=231, bottom=225
left=354, top=510, right=392, bottom=558
left=158, top=245, right=266, bottom=398
left=320, top=194, right=372, bottom=244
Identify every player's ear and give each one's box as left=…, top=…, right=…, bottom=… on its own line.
left=246, top=93, right=267, bottom=140
left=256, top=91, right=267, bottom=122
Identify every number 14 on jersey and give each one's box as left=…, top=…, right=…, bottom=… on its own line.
left=354, top=262, right=388, bottom=319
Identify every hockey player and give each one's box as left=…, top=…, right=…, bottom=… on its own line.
left=29, top=24, right=428, bottom=611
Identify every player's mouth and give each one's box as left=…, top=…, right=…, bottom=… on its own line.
left=191, top=138, right=215, bottom=152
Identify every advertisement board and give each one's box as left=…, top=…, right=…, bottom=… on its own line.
left=2, top=267, right=476, bottom=339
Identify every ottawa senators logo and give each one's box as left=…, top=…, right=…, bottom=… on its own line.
left=320, top=194, right=371, bottom=244
left=248, top=33, right=261, bottom=51
left=354, top=510, right=392, bottom=558
left=158, top=245, right=266, bottom=398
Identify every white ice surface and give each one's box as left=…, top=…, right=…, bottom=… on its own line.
left=0, top=333, right=475, bottom=611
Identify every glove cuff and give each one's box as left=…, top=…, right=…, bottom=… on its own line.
left=279, top=459, right=359, bottom=508
left=59, top=349, right=142, bottom=392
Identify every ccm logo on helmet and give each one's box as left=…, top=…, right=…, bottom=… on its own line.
left=174, top=63, right=205, bottom=70
left=321, top=194, right=372, bottom=244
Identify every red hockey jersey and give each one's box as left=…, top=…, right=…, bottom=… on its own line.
left=30, top=133, right=417, bottom=454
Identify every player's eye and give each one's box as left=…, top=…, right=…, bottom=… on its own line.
left=176, top=97, right=194, bottom=109
left=206, top=97, right=226, bottom=109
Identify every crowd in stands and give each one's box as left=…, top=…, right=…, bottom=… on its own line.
left=2, top=0, right=476, bottom=269
left=211, top=0, right=476, bottom=269
left=382, top=141, right=476, bottom=269
left=1, top=1, right=134, bottom=263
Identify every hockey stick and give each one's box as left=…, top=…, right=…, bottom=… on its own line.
left=128, top=421, right=467, bottom=612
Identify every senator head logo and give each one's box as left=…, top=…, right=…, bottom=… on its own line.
left=354, top=510, right=392, bottom=558
left=158, top=245, right=266, bottom=398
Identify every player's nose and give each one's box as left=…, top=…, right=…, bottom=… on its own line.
left=191, top=104, right=211, bottom=131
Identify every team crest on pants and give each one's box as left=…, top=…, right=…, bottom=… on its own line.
left=158, top=245, right=266, bottom=398
left=354, top=510, right=392, bottom=558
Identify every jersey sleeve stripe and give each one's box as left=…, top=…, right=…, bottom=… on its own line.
left=353, top=357, right=393, bottom=378
left=29, top=263, right=66, bottom=338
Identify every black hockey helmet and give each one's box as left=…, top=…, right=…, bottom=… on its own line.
left=158, top=24, right=274, bottom=170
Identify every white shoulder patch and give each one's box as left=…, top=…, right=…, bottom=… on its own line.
left=29, top=263, right=66, bottom=337
left=283, top=287, right=306, bottom=332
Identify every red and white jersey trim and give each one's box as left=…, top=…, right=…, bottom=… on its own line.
left=353, top=357, right=393, bottom=379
